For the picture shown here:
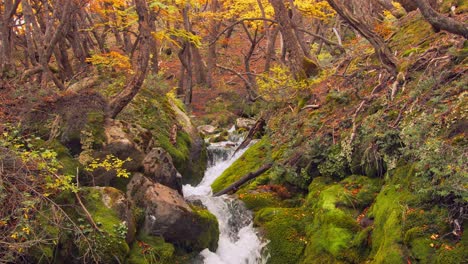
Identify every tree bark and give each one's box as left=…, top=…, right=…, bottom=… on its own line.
left=213, top=163, right=273, bottom=196
left=241, top=23, right=261, bottom=100
left=233, top=118, right=265, bottom=156
left=396, top=0, right=437, bottom=12
left=414, top=0, right=468, bottom=38
left=264, top=27, right=280, bottom=72
left=327, top=0, right=398, bottom=75
left=109, top=0, right=153, bottom=118
left=269, top=0, right=320, bottom=79
left=1, top=0, right=21, bottom=75
left=373, top=0, right=405, bottom=18
left=206, top=0, right=221, bottom=88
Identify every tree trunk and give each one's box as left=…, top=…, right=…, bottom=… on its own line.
left=1, top=0, right=21, bottom=76
left=373, top=0, right=405, bottom=18
left=414, top=0, right=468, bottom=38
left=192, top=45, right=208, bottom=85
left=53, top=42, right=74, bottom=82
left=269, top=0, right=320, bottom=79
left=264, top=27, right=280, bottom=72
left=288, top=0, right=311, bottom=57
left=206, top=0, right=220, bottom=88
left=327, top=0, right=398, bottom=75
left=241, top=23, right=260, bottom=100
left=180, top=5, right=193, bottom=105
left=396, top=0, right=437, bottom=12
left=109, top=0, right=153, bottom=118
left=149, top=10, right=159, bottom=74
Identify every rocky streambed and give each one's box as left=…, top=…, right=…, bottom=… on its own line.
left=184, top=132, right=268, bottom=264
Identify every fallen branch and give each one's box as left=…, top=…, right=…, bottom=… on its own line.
left=232, top=117, right=266, bottom=157
left=75, top=173, right=101, bottom=232
left=75, top=191, right=101, bottom=232
left=301, top=104, right=320, bottom=111
left=213, top=163, right=273, bottom=196
left=216, top=64, right=254, bottom=90
left=67, top=76, right=99, bottom=92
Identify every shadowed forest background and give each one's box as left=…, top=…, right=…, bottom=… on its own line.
left=0, top=0, right=467, bottom=263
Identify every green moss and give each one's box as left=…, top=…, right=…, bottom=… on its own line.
left=158, top=130, right=191, bottom=175
left=33, top=139, right=82, bottom=176
left=302, top=182, right=362, bottom=263
left=368, top=186, right=405, bottom=263
left=409, top=237, right=434, bottom=263
left=255, top=207, right=308, bottom=264
left=27, top=208, right=61, bottom=263
left=390, top=13, right=433, bottom=54
left=127, top=234, right=175, bottom=264
left=239, top=192, right=283, bottom=211
left=341, top=175, right=382, bottom=209
left=435, top=222, right=467, bottom=264
left=211, top=137, right=271, bottom=193
left=84, top=110, right=106, bottom=150
left=190, top=206, right=220, bottom=252
left=120, top=88, right=207, bottom=185
left=79, top=188, right=130, bottom=263
left=52, top=188, right=130, bottom=263
left=435, top=228, right=468, bottom=264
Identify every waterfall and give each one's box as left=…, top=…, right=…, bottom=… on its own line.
left=183, top=131, right=268, bottom=264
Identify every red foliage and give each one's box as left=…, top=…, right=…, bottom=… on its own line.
left=258, top=184, right=291, bottom=199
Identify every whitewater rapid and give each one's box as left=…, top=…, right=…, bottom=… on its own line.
left=183, top=136, right=267, bottom=264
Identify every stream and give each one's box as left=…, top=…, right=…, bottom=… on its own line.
left=183, top=130, right=268, bottom=264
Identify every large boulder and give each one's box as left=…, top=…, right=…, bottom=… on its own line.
left=127, top=174, right=219, bottom=252
left=143, top=147, right=182, bottom=194
left=86, top=119, right=154, bottom=186
left=236, top=117, right=256, bottom=130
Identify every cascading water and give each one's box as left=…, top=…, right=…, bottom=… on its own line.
left=183, top=129, right=268, bottom=264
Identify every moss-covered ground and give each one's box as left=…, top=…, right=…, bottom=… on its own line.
left=212, top=6, right=468, bottom=263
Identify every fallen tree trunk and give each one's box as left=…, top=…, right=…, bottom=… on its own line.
left=213, top=163, right=273, bottom=196
left=232, top=117, right=266, bottom=156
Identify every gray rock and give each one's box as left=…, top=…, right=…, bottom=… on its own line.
left=235, top=118, right=256, bottom=129
left=127, top=174, right=219, bottom=252
left=143, top=147, right=182, bottom=194
left=87, top=119, right=154, bottom=186
left=197, top=125, right=217, bottom=135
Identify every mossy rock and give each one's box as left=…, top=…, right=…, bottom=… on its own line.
left=255, top=207, right=308, bottom=264
left=120, top=89, right=207, bottom=185
left=367, top=179, right=411, bottom=263
left=302, top=182, right=362, bottom=263
left=127, top=234, right=175, bottom=264
left=340, top=175, right=382, bottom=210
left=211, top=137, right=271, bottom=193
left=188, top=206, right=220, bottom=252
left=51, top=188, right=130, bottom=263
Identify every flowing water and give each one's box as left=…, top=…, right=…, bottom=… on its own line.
left=183, top=131, right=268, bottom=264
